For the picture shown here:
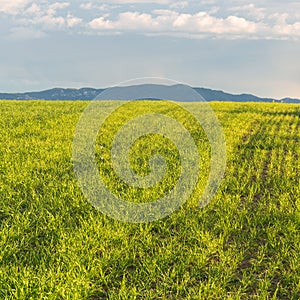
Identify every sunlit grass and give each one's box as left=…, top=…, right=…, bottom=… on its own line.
left=0, top=101, right=299, bottom=299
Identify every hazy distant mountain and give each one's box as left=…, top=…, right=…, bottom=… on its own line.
left=0, top=86, right=299, bottom=103
left=95, top=84, right=205, bottom=102
left=0, top=88, right=104, bottom=101
left=194, top=88, right=275, bottom=103
left=280, top=97, right=300, bottom=104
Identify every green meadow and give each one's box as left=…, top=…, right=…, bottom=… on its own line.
left=0, top=101, right=299, bottom=299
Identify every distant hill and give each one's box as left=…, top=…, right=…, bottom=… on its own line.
left=0, top=88, right=104, bottom=101
left=0, top=86, right=299, bottom=103
left=194, top=88, right=300, bottom=104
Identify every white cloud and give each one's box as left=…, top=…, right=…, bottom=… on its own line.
left=25, top=3, right=41, bottom=16
left=173, top=12, right=259, bottom=34
left=86, top=8, right=300, bottom=39
left=24, top=2, right=70, bottom=17
left=267, top=13, right=300, bottom=37
left=88, top=10, right=260, bottom=36
left=47, top=2, right=70, bottom=16
left=67, top=14, right=82, bottom=28
left=89, top=16, right=114, bottom=29
left=89, top=10, right=175, bottom=31
left=169, top=1, right=189, bottom=9
left=152, top=8, right=176, bottom=14
left=197, top=0, right=216, bottom=5
left=9, top=26, right=45, bottom=39
left=2, top=0, right=300, bottom=40
left=105, top=0, right=170, bottom=3
left=80, top=3, right=93, bottom=10
left=80, top=2, right=119, bottom=11
left=172, top=13, right=190, bottom=27
left=0, top=0, right=30, bottom=15
left=34, top=15, right=66, bottom=28
left=119, top=12, right=159, bottom=29
left=230, top=4, right=265, bottom=20
left=17, top=2, right=76, bottom=30
left=269, top=13, right=289, bottom=24
left=273, top=22, right=300, bottom=36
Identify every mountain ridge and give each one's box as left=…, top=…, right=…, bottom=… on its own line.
left=0, top=86, right=299, bottom=103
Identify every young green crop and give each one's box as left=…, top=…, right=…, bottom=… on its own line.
left=0, top=101, right=299, bottom=299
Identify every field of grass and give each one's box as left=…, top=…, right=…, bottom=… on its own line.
left=0, top=100, right=299, bottom=299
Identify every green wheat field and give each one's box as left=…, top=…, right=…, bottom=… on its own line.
left=0, top=101, right=299, bottom=299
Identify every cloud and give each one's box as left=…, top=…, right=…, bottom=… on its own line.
left=80, top=2, right=119, bottom=11
left=169, top=1, right=189, bottom=9
left=33, top=15, right=66, bottom=28
left=2, top=0, right=300, bottom=40
left=229, top=4, right=265, bottom=20
left=89, top=16, right=114, bottom=30
left=9, top=26, right=46, bottom=39
left=80, top=3, right=93, bottom=10
left=86, top=8, right=300, bottom=39
left=0, top=0, right=30, bottom=15
left=25, top=3, right=41, bottom=16
left=103, top=0, right=170, bottom=3
left=89, top=11, right=172, bottom=31
left=81, top=0, right=170, bottom=5
left=173, top=12, right=260, bottom=34
left=273, top=21, right=300, bottom=36
left=19, top=2, right=78, bottom=30
left=267, top=13, right=300, bottom=37
left=46, top=2, right=70, bottom=16
left=67, top=14, right=82, bottom=28
left=88, top=10, right=259, bottom=36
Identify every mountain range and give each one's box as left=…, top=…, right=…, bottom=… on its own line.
left=0, top=87, right=299, bottom=103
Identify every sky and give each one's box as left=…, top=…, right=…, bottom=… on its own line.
left=0, top=0, right=300, bottom=99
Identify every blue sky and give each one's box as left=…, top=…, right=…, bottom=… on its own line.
left=0, top=0, right=300, bottom=98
